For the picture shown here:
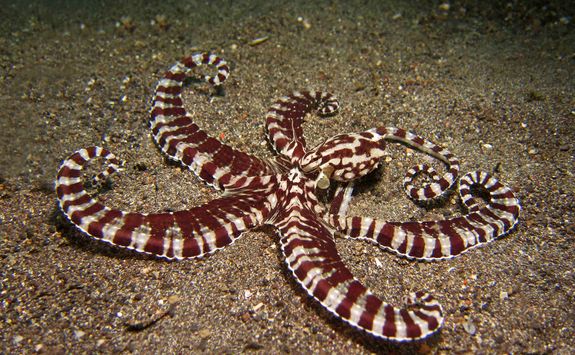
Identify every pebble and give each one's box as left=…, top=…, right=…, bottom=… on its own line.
left=198, top=329, right=211, bottom=339
left=438, top=3, right=450, bottom=11
left=74, top=329, right=85, bottom=339
left=463, top=319, right=477, bottom=335
left=241, top=312, right=251, bottom=322
left=499, top=291, right=509, bottom=300
left=418, top=343, right=431, bottom=353
left=245, top=342, right=264, bottom=350
left=167, top=295, right=180, bottom=304
left=13, top=335, right=23, bottom=344
left=153, top=14, right=169, bottom=30
left=297, top=17, right=311, bottom=29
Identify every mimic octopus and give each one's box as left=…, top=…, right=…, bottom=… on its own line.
left=56, top=53, right=520, bottom=341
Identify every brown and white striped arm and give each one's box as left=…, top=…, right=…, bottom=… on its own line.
left=265, top=90, right=339, bottom=163
left=328, top=182, right=355, bottom=217
left=373, top=127, right=460, bottom=202
left=150, top=53, right=276, bottom=190
left=330, top=171, right=520, bottom=260
left=56, top=147, right=276, bottom=259
left=277, top=211, right=443, bottom=341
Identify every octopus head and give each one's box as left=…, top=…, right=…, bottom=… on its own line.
left=300, top=132, right=386, bottom=189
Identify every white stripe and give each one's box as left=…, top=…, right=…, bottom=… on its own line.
left=101, top=223, right=122, bottom=243
left=66, top=200, right=96, bottom=216
left=348, top=293, right=367, bottom=325
left=371, top=304, right=387, bottom=335
left=58, top=190, right=86, bottom=203
left=155, top=90, right=177, bottom=99
left=393, top=309, right=407, bottom=338
left=391, top=227, right=406, bottom=250
left=423, top=236, right=437, bottom=258
left=439, top=234, right=451, bottom=256
left=78, top=149, right=91, bottom=161
left=62, top=159, right=83, bottom=170
left=290, top=246, right=321, bottom=270
left=157, top=78, right=180, bottom=88
left=132, top=224, right=152, bottom=251
left=79, top=208, right=109, bottom=231
left=57, top=175, right=82, bottom=187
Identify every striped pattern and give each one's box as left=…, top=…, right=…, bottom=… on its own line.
left=328, top=182, right=355, bottom=217
left=55, top=52, right=521, bottom=342
left=56, top=147, right=276, bottom=259
left=279, top=221, right=443, bottom=341
left=150, top=53, right=277, bottom=190
left=272, top=172, right=443, bottom=341
left=265, top=90, right=339, bottom=163
left=330, top=171, right=520, bottom=260
left=300, top=131, right=387, bottom=184
left=375, top=127, right=460, bottom=202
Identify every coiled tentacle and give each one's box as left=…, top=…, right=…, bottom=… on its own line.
left=56, top=147, right=276, bottom=259
left=329, top=171, right=520, bottom=260
left=373, top=127, right=460, bottom=202
left=265, top=90, right=339, bottom=163
left=150, top=53, right=277, bottom=190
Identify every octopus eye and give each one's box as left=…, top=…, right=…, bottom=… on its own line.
left=316, top=165, right=334, bottom=189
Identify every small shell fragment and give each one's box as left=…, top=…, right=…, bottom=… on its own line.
left=249, top=36, right=269, bottom=46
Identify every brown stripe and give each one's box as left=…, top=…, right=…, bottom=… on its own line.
left=400, top=309, right=422, bottom=338
left=382, top=305, right=396, bottom=337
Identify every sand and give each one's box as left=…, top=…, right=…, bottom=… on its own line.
left=1, top=0, right=574, bottom=353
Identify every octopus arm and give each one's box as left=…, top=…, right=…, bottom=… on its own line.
left=371, top=126, right=461, bottom=202
left=265, top=90, right=339, bottom=161
left=56, top=147, right=273, bottom=259
left=277, top=210, right=443, bottom=341
left=328, top=182, right=355, bottom=217
left=150, top=53, right=277, bottom=190
left=330, top=171, right=520, bottom=260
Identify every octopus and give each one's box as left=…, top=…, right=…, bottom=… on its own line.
left=55, top=53, right=520, bottom=341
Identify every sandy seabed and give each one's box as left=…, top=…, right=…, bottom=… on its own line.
left=1, top=1, right=574, bottom=353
